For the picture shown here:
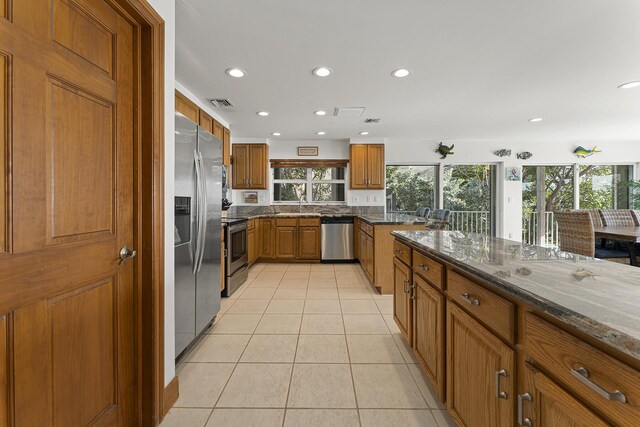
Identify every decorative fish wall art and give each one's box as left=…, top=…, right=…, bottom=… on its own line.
left=573, top=146, right=601, bottom=158
left=435, top=142, right=454, bottom=159
left=517, top=152, right=532, bottom=160
left=494, top=149, right=511, bottom=157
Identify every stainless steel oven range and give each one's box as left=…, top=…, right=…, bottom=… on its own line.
left=222, top=218, right=248, bottom=297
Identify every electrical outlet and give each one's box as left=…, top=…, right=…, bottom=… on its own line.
left=373, top=196, right=378, bottom=202
left=354, top=197, right=359, bottom=203
left=367, top=196, right=371, bottom=202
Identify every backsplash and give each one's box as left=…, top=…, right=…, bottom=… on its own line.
left=226, top=205, right=384, bottom=217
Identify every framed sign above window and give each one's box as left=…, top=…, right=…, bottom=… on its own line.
left=297, top=146, right=318, bottom=156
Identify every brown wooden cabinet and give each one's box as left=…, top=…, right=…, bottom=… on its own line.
left=248, top=219, right=257, bottom=265
left=223, top=127, right=231, bottom=168
left=260, top=218, right=274, bottom=258
left=349, top=144, right=384, bottom=189
left=393, top=257, right=412, bottom=343
left=198, top=110, right=214, bottom=134
left=298, top=226, right=321, bottom=259
left=232, top=144, right=268, bottom=189
left=275, top=224, right=297, bottom=259
left=365, top=234, right=374, bottom=281
left=213, top=119, right=224, bottom=141
left=413, top=274, right=445, bottom=401
left=175, top=90, right=199, bottom=123
left=446, top=302, right=514, bottom=427
left=522, top=363, right=609, bottom=427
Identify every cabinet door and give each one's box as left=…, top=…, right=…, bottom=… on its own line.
left=232, top=144, right=249, bottom=189
left=248, top=228, right=256, bottom=264
left=359, top=231, right=366, bottom=265
left=353, top=219, right=360, bottom=260
left=260, top=219, right=274, bottom=258
left=249, top=144, right=268, bottom=189
left=298, top=226, right=320, bottom=259
left=221, top=234, right=225, bottom=291
left=522, top=363, right=609, bottom=427
left=365, top=234, right=374, bottom=281
left=446, top=303, right=514, bottom=427
left=198, top=110, right=214, bottom=134
left=213, top=119, right=224, bottom=140
left=413, top=274, right=445, bottom=401
left=393, top=257, right=412, bottom=343
left=275, top=226, right=297, bottom=258
left=223, top=127, right=231, bottom=168
left=175, top=90, right=199, bottom=123
left=350, top=144, right=368, bottom=189
left=366, top=144, right=385, bottom=189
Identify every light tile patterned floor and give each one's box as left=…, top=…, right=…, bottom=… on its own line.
left=162, top=263, right=456, bottom=427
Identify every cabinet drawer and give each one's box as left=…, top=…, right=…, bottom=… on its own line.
left=275, top=218, right=297, bottom=227
left=525, top=313, right=640, bottom=426
left=298, top=218, right=320, bottom=227
left=359, top=221, right=373, bottom=237
left=393, top=240, right=411, bottom=266
left=446, top=270, right=515, bottom=343
left=412, top=251, right=443, bottom=290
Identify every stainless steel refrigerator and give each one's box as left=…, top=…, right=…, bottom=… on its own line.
left=174, top=112, right=222, bottom=358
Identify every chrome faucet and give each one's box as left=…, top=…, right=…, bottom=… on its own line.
left=298, top=198, right=303, bottom=213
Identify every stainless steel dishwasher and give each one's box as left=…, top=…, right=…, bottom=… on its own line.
left=321, top=216, right=354, bottom=261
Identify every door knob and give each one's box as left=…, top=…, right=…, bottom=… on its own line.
left=119, top=245, right=137, bottom=265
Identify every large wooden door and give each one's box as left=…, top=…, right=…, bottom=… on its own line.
left=446, top=303, right=514, bottom=427
left=0, top=0, right=136, bottom=425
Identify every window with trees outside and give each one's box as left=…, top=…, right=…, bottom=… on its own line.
left=522, top=164, right=634, bottom=247
left=273, top=167, right=346, bottom=203
left=386, top=164, right=496, bottom=236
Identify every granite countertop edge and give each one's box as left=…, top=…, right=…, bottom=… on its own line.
left=391, top=231, right=640, bottom=363
left=226, top=213, right=427, bottom=225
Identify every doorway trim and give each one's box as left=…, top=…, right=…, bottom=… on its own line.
left=108, top=0, right=165, bottom=424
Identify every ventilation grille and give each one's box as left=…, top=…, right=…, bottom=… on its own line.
left=210, top=98, right=235, bottom=108
left=364, top=118, right=381, bottom=123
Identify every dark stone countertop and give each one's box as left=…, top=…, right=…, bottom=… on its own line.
left=357, top=213, right=426, bottom=225
left=221, top=217, right=248, bottom=226
left=392, top=230, right=640, bottom=362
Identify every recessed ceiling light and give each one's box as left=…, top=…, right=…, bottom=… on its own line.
left=618, top=81, right=640, bottom=89
left=359, top=131, right=369, bottom=135
left=392, top=68, right=411, bottom=78
left=314, top=110, right=327, bottom=116
left=225, top=68, right=246, bottom=78
left=271, top=132, right=281, bottom=136
left=312, top=67, right=332, bottom=77
left=529, top=117, right=543, bottom=122
left=316, top=131, right=326, bottom=135
left=256, top=111, right=270, bottom=117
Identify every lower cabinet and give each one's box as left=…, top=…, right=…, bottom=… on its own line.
left=521, top=363, right=609, bottom=427
left=446, top=302, right=515, bottom=427
left=260, top=219, right=274, bottom=258
left=248, top=221, right=257, bottom=265
left=393, top=257, right=412, bottom=343
left=412, top=274, right=445, bottom=400
left=298, top=226, right=320, bottom=259
left=275, top=225, right=297, bottom=258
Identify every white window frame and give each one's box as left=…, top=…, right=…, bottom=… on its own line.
left=272, top=167, right=347, bottom=205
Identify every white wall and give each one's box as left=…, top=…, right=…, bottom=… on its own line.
left=146, top=0, right=176, bottom=387
left=175, top=81, right=229, bottom=128
left=385, top=139, right=640, bottom=240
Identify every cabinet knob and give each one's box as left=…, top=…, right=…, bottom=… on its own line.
left=418, top=263, right=428, bottom=271
left=460, top=292, right=480, bottom=306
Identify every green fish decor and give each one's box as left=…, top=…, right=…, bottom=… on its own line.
left=435, top=142, right=454, bottom=159
left=573, top=146, right=601, bottom=158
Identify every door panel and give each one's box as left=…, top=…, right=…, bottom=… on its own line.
left=366, top=144, right=385, bottom=189
left=276, top=226, right=296, bottom=258
left=393, top=257, right=411, bottom=342
left=249, top=144, right=267, bottom=189
left=349, top=144, right=367, bottom=189
left=298, top=226, right=320, bottom=259
left=232, top=144, right=249, bottom=189
left=0, top=0, right=135, bottom=424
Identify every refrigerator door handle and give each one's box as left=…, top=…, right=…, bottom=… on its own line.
left=192, top=150, right=203, bottom=274
left=196, top=152, right=208, bottom=272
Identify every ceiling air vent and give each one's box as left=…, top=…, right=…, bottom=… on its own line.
left=364, top=118, right=381, bottom=123
left=334, top=107, right=366, bottom=118
left=210, top=98, right=235, bottom=108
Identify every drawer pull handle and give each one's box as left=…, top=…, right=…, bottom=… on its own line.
left=517, top=393, right=532, bottom=427
left=394, top=249, right=404, bottom=254
left=409, top=283, right=416, bottom=300
left=495, top=369, right=508, bottom=400
left=460, top=293, right=480, bottom=306
left=418, top=263, right=428, bottom=271
left=570, top=367, right=627, bottom=403
left=403, top=279, right=409, bottom=294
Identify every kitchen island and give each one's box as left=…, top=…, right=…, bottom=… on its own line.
left=391, top=230, right=640, bottom=427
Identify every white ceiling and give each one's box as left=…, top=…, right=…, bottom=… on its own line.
left=176, top=0, right=640, bottom=143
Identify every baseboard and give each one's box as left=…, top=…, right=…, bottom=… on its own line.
left=162, top=376, right=179, bottom=419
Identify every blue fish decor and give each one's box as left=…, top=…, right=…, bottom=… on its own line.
left=494, top=149, right=511, bottom=157
left=435, top=142, right=454, bottom=159
left=573, top=146, right=601, bottom=158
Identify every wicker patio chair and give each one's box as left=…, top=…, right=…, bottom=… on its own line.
left=425, top=209, right=450, bottom=230
left=586, top=209, right=607, bottom=248
left=599, top=209, right=636, bottom=227
left=555, top=210, right=629, bottom=260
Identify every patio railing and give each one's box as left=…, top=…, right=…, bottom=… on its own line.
left=522, top=211, right=559, bottom=247
left=391, top=210, right=491, bottom=236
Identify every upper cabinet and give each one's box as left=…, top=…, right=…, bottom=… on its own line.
left=232, top=143, right=268, bottom=189
left=223, top=128, right=231, bottom=168
left=198, top=110, right=214, bottom=134
left=350, top=144, right=384, bottom=189
left=175, top=91, right=199, bottom=123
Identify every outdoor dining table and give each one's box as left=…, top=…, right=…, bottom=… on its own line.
left=594, top=226, right=640, bottom=267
